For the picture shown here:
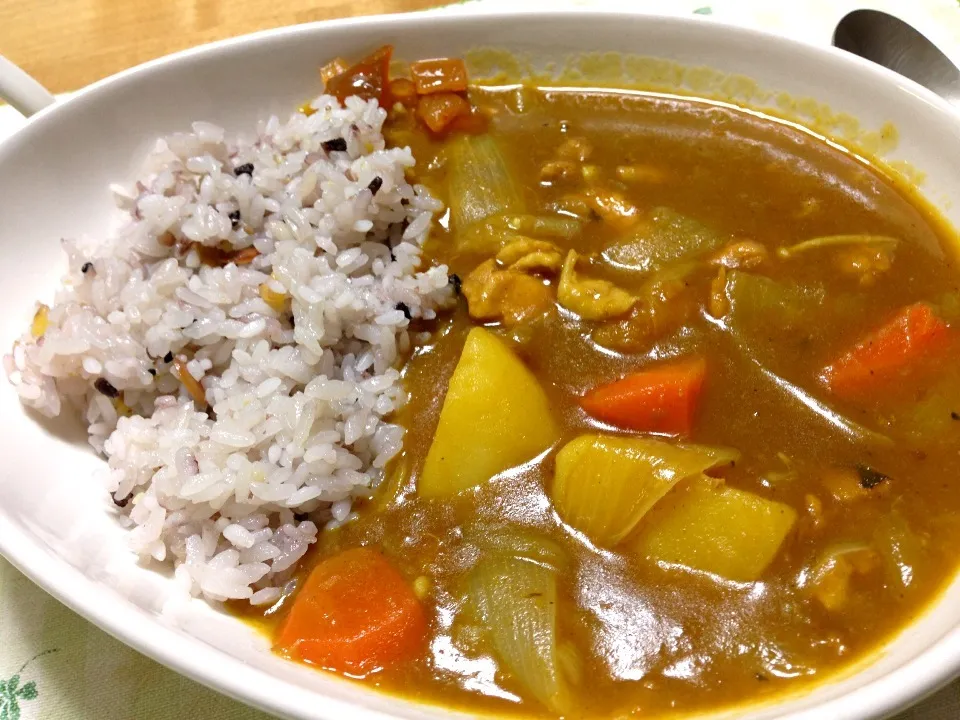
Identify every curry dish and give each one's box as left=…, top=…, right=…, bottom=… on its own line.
left=237, top=48, right=960, bottom=717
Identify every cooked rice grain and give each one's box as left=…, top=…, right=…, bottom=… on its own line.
left=4, top=94, right=450, bottom=602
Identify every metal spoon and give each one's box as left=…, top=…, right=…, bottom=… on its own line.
left=833, top=9, right=960, bottom=106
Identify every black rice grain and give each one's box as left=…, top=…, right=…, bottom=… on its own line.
left=94, top=378, right=120, bottom=398
left=234, top=163, right=254, bottom=177
left=395, top=302, right=412, bottom=320
left=322, top=138, right=348, bottom=153
left=368, top=177, right=383, bottom=195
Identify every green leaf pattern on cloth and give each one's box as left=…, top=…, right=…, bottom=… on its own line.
left=0, top=652, right=56, bottom=720
left=4, top=1, right=960, bottom=718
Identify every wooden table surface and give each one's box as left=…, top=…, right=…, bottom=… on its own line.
left=0, top=0, right=442, bottom=94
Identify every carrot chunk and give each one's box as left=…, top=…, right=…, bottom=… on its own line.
left=822, top=302, right=950, bottom=400
left=277, top=547, right=427, bottom=675
left=416, top=92, right=471, bottom=134
left=325, top=45, right=394, bottom=108
left=580, top=357, right=706, bottom=435
left=410, top=58, right=469, bottom=95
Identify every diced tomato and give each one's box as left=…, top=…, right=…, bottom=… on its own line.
left=416, top=93, right=472, bottom=134
left=325, top=45, right=394, bottom=108
left=410, top=58, right=469, bottom=95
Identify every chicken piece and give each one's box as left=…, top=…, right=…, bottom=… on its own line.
left=463, top=259, right=553, bottom=325
left=615, top=165, right=667, bottom=184
left=834, top=244, right=894, bottom=287
left=645, top=265, right=700, bottom=336
left=796, top=197, right=820, bottom=218
left=496, top=238, right=564, bottom=274
left=805, top=494, right=824, bottom=529
left=592, top=306, right=655, bottom=353
left=821, top=465, right=890, bottom=503
left=463, top=260, right=505, bottom=319
left=581, top=165, right=602, bottom=183
left=552, top=194, right=594, bottom=220
left=711, top=239, right=769, bottom=270
left=557, top=136, right=593, bottom=162
left=557, top=251, right=635, bottom=321
left=583, top=189, right=639, bottom=230
left=540, top=161, right=578, bottom=184
left=822, top=467, right=869, bottom=503
left=592, top=264, right=698, bottom=353
left=708, top=266, right=729, bottom=319
left=811, top=547, right=880, bottom=611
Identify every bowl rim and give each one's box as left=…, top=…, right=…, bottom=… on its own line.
left=3, top=8, right=960, bottom=720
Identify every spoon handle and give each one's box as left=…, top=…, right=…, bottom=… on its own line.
left=0, top=55, right=56, bottom=117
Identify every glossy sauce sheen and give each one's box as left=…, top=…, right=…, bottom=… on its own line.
left=238, top=87, right=960, bottom=717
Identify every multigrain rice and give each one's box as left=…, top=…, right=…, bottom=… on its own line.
left=3, top=93, right=451, bottom=603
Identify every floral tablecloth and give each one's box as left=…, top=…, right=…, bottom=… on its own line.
left=4, top=0, right=960, bottom=718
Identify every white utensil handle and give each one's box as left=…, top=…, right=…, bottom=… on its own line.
left=0, top=54, right=56, bottom=117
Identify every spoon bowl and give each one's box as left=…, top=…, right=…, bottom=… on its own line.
left=833, top=8, right=960, bottom=107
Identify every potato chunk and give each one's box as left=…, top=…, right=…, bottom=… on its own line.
left=634, top=478, right=797, bottom=582
left=418, top=328, right=559, bottom=497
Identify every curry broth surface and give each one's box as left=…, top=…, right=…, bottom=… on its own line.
left=235, top=87, right=960, bottom=717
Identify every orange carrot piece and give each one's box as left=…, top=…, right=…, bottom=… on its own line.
left=325, top=45, right=394, bottom=108
left=822, top=302, right=950, bottom=400
left=416, top=92, right=471, bottom=134
left=389, top=78, right=418, bottom=107
left=276, top=547, right=427, bottom=676
left=410, top=58, right=469, bottom=95
left=580, top=357, right=707, bottom=435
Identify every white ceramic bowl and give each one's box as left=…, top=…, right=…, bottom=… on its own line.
left=3, top=10, right=960, bottom=720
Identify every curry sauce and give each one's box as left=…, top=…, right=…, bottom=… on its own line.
left=234, top=71, right=960, bottom=718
